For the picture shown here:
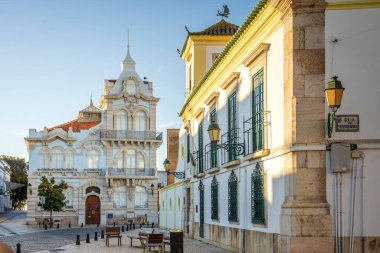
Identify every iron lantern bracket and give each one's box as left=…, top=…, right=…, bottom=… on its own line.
left=215, top=142, right=245, bottom=156
left=167, top=172, right=185, bottom=179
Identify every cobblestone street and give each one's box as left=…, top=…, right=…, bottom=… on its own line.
left=0, top=212, right=233, bottom=253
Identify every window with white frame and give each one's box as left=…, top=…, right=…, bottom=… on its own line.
left=65, top=151, right=74, bottom=169
left=126, top=79, right=136, bottom=95
left=137, top=153, right=145, bottom=169
left=135, top=111, right=147, bottom=131
left=51, top=149, right=64, bottom=169
left=117, top=150, right=145, bottom=169
left=65, top=188, right=74, bottom=209
left=114, top=191, right=127, bottom=208
left=135, top=186, right=148, bottom=208
left=87, top=150, right=99, bottom=169
left=115, top=110, right=128, bottom=130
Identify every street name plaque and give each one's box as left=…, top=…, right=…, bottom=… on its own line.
left=335, top=115, right=359, bottom=132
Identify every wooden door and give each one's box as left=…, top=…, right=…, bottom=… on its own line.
left=86, top=195, right=100, bottom=225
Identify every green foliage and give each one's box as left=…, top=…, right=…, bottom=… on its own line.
left=38, top=176, right=68, bottom=213
left=0, top=155, right=28, bottom=209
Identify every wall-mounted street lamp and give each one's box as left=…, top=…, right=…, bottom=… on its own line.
left=325, top=76, right=345, bottom=138
left=150, top=183, right=155, bottom=196
left=163, top=159, right=185, bottom=179
left=207, top=121, right=245, bottom=155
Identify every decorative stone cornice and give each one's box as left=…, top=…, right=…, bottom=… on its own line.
left=243, top=43, right=271, bottom=69
left=221, top=72, right=240, bottom=90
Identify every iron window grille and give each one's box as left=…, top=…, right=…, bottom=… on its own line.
left=228, top=171, right=238, bottom=222
left=251, top=163, right=265, bottom=224
left=198, top=180, right=204, bottom=238
left=211, top=176, right=219, bottom=220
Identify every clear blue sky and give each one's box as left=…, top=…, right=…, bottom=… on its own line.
left=0, top=0, right=257, bottom=168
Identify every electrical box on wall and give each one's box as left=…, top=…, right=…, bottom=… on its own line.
left=331, top=143, right=351, bottom=173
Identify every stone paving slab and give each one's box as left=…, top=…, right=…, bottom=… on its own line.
left=32, top=236, right=234, bottom=253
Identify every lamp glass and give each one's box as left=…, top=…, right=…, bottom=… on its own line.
left=163, top=159, right=171, bottom=172
left=207, top=122, right=221, bottom=143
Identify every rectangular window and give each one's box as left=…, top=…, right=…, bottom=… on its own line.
left=251, top=163, right=265, bottom=224
left=211, top=176, right=218, bottom=220
left=253, top=70, right=264, bottom=152
left=210, top=108, right=218, bottom=168
left=113, top=192, right=127, bottom=208
left=227, top=92, right=238, bottom=162
left=198, top=122, right=204, bottom=174
left=228, top=171, right=238, bottom=222
left=187, top=134, right=191, bottom=164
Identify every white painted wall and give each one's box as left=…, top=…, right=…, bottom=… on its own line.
left=159, top=183, right=183, bottom=230
left=325, top=7, right=380, bottom=237
left=190, top=24, right=285, bottom=234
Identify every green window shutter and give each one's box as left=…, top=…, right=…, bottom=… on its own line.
left=198, top=180, right=204, bottom=238
left=187, top=134, right=190, bottom=163
left=251, top=163, right=265, bottom=224
left=211, top=176, right=218, bottom=220
left=227, top=92, right=238, bottom=161
left=228, top=171, right=238, bottom=222
left=210, top=108, right=218, bottom=168
left=198, top=122, right=204, bottom=173
left=252, top=70, right=264, bottom=152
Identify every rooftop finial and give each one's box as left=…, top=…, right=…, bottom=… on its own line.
left=217, top=5, right=230, bottom=19
left=90, top=93, right=93, bottom=106
left=127, top=29, right=130, bottom=51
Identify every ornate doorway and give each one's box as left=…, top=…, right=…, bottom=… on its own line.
left=86, top=195, right=100, bottom=224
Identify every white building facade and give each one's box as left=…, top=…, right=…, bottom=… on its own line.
left=25, top=45, right=162, bottom=226
left=160, top=1, right=380, bottom=253
left=0, top=160, right=11, bottom=212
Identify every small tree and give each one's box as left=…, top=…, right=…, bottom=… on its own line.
left=37, top=176, right=68, bottom=227
left=0, top=155, right=28, bottom=210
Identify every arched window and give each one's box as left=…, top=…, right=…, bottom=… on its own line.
left=126, top=79, right=136, bottom=95
left=117, top=150, right=144, bottom=169
left=65, top=151, right=74, bottom=169
left=115, top=110, right=128, bottom=130
left=51, top=149, right=64, bottom=169
left=135, top=111, right=146, bottom=131
left=251, top=163, right=265, bottom=224
left=135, top=186, right=148, bottom=208
left=228, top=170, right=238, bottom=222
left=42, top=150, right=49, bottom=169
left=87, top=150, right=99, bottom=169
left=137, top=153, right=145, bottom=170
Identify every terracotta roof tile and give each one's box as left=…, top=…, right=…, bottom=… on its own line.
left=190, top=19, right=239, bottom=36
left=48, top=119, right=100, bottom=133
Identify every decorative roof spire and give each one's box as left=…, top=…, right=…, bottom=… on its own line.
left=90, top=94, right=93, bottom=106
left=122, top=29, right=136, bottom=71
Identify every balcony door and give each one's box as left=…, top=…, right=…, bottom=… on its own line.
left=115, top=110, right=128, bottom=130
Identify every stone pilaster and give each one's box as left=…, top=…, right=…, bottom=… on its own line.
left=277, top=1, right=333, bottom=252
left=149, top=103, right=156, bottom=131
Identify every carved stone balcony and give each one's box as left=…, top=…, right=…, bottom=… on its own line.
left=107, top=168, right=156, bottom=177
left=100, top=130, right=162, bottom=143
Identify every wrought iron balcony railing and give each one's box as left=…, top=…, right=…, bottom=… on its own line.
left=221, top=128, right=242, bottom=164
left=100, top=130, right=162, bottom=141
left=243, top=111, right=271, bottom=156
left=193, top=150, right=204, bottom=175
left=108, top=168, right=155, bottom=177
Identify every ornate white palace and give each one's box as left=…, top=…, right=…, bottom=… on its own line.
left=25, top=44, right=162, bottom=226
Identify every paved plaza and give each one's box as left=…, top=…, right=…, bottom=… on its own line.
left=0, top=212, right=233, bottom=253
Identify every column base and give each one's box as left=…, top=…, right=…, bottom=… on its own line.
left=279, top=235, right=334, bottom=253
